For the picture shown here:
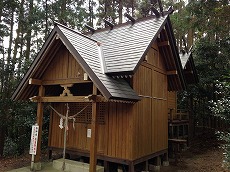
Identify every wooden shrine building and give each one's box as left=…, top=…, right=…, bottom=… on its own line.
left=12, top=8, right=197, bottom=172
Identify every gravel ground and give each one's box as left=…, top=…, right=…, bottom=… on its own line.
left=0, top=131, right=229, bottom=172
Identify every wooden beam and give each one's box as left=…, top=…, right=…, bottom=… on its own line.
left=28, top=78, right=92, bottom=86
left=29, top=95, right=107, bottom=103
left=34, top=85, right=45, bottom=170
left=29, top=78, right=42, bottom=85
left=167, top=70, right=177, bottom=75
left=89, top=85, right=98, bottom=172
left=43, top=78, right=92, bottom=85
left=158, top=41, right=169, bottom=47
left=184, top=70, right=193, bottom=74
left=60, top=84, right=73, bottom=97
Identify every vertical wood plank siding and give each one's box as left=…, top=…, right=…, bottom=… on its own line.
left=106, top=102, right=133, bottom=159
left=48, top=41, right=169, bottom=161
left=49, top=103, right=106, bottom=154
left=132, top=42, right=168, bottom=159
left=42, top=45, right=84, bottom=81
left=167, top=91, right=177, bottom=117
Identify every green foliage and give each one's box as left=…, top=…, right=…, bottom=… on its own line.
left=209, top=81, right=230, bottom=120
left=0, top=100, right=36, bottom=156
left=187, top=0, right=230, bottom=40
left=217, top=131, right=230, bottom=169
left=0, top=99, right=50, bottom=156
left=209, top=80, right=230, bottom=168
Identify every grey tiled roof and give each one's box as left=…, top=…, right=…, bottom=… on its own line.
left=180, top=53, right=190, bottom=68
left=90, top=16, right=168, bottom=74
left=55, top=25, right=141, bottom=101
left=12, top=15, right=174, bottom=101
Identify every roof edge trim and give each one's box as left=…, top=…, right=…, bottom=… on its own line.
left=133, top=15, right=169, bottom=73
left=11, top=28, right=60, bottom=100
left=54, top=22, right=98, bottom=43
left=55, top=27, right=113, bottom=100
left=97, top=43, right=107, bottom=74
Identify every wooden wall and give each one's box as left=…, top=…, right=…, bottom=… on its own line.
left=47, top=41, right=170, bottom=162
left=48, top=103, right=106, bottom=154
left=49, top=102, right=134, bottom=160
left=167, top=91, right=177, bottom=118
left=106, top=102, right=133, bottom=159
left=131, top=42, right=168, bottom=160
left=42, top=45, right=84, bottom=81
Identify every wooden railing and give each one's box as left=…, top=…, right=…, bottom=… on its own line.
left=168, top=108, right=189, bottom=121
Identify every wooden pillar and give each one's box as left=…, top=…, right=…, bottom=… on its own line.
left=129, top=162, right=135, bottom=172
left=90, top=85, right=98, bottom=172
left=104, top=161, right=109, bottom=172
left=34, top=85, right=45, bottom=170
left=145, top=160, right=149, bottom=171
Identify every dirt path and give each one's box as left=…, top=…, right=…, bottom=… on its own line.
left=162, top=132, right=228, bottom=172
left=0, top=132, right=229, bottom=172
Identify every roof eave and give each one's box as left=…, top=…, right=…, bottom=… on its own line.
left=133, top=16, right=169, bottom=74
left=165, top=17, right=187, bottom=90
left=188, top=53, right=199, bottom=84
left=11, top=28, right=60, bottom=100
left=55, top=26, right=113, bottom=100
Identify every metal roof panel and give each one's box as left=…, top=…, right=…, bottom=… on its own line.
left=58, top=25, right=140, bottom=101
left=90, top=16, right=168, bottom=73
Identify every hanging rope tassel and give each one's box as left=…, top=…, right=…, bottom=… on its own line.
left=59, top=117, right=64, bottom=129
left=73, top=118, right=76, bottom=130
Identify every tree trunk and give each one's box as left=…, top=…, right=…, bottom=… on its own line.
left=118, top=0, right=123, bottom=24
left=44, top=0, right=48, bottom=38
left=89, top=0, right=94, bottom=26
left=60, top=0, right=67, bottom=24
left=13, top=0, right=25, bottom=73
left=5, top=8, right=15, bottom=96
left=188, top=94, right=194, bottom=146
left=0, top=1, right=3, bottom=23
left=187, top=28, right=194, bottom=49
left=25, top=0, right=33, bottom=61
left=0, top=127, right=6, bottom=157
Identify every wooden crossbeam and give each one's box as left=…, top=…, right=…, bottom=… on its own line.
left=104, top=19, right=114, bottom=29
left=158, top=41, right=169, bottom=47
left=167, top=70, right=177, bottom=75
left=184, top=71, right=193, bottom=74
left=29, top=78, right=92, bottom=85
left=124, top=13, right=135, bottom=23
left=29, top=78, right=42, bottom=85
left=85, top=24, right=95, bottom=33
left=29, top=95, right=107, bottom=103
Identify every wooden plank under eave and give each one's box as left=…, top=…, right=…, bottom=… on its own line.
left=42, top=78, right=92, bottom=85
left=166, top=70, right=177, bottom=75
left=30, top=96, right=89, bottom=102
left=29, top=78, right=42, bottom=85
left=158, top=41, right=169, bottom=47
left=30, top=95, right=107, bottom=103
left=29, top=78, right=92, bottom=86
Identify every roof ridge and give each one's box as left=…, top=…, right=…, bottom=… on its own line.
left=85, top=14, right=169, bottom=35
left=54, top=22, right=99, bottom=43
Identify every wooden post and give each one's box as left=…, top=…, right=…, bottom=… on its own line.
left=34, top=85, right=45, bottom=170
left=129, top=162, right=135, bottom=172
left=89, top=85, right=98, bottom=172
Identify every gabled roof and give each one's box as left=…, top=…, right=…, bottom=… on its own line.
left=88, top=15, right=186, bottom=91
left=12, top=13, right=187, bottom=101
left=90, top=15, right=168, bottom=75
left=12, top=24, right=140, bottom=101
left=180, top=52, right=199, bottom=84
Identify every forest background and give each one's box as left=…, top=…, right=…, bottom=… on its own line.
left=0, top=0, right=229, bottom=167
